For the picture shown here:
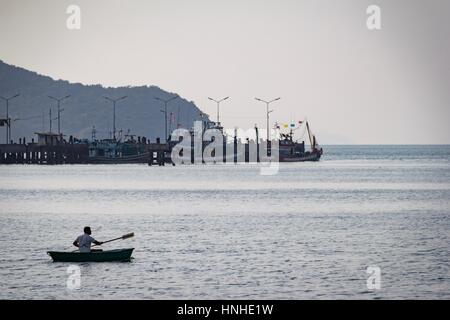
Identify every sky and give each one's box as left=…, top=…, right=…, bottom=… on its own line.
left=0, top=0, right=449, bottom=144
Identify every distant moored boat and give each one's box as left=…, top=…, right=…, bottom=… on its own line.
left=278, top=120, right=323, bottom=162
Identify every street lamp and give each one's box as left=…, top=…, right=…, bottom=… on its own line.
left=208, top=96, right=229, bottom=126
left=103, top=95, right=127, bottom=140
left=48, top=108, right=58, bottom=133
left=154, top=95, right=179, bottom=143
left=48, top=95, right=71, bottom=134
left=255, top=97, right=281, bottom=141
left=0, top=93, right=20, bottom=144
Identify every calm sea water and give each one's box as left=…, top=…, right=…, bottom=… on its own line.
left=0, top=145, right=449, bottom=299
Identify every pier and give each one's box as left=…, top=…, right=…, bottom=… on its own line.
left=0, top=125, right=319, bottom=165
left=0, top=142, right=172, bottom=165
left=0, top=139, right=270, bottom=165
left=0, top=143, right=89, bottom=164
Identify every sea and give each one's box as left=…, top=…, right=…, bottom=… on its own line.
left=0, top=145, right=449, bottom=299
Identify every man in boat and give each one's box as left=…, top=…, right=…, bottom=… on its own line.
left=73, top=226, right=104, bottom=252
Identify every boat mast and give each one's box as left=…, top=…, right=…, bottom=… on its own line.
left=306, top=121, right=314, bottom=150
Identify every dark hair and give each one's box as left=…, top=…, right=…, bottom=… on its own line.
left=84, top=226, right=91, bottom=234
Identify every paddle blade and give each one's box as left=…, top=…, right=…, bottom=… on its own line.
left=121, top=232, right=134, bottom=240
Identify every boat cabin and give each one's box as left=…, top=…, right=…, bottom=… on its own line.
left=34, top=132, right=64, bottom=146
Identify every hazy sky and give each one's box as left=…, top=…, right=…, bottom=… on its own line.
left=1, top=0, right=449, bottom=144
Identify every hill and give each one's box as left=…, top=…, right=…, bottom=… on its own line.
left=0, top=60, right=208, bottom=142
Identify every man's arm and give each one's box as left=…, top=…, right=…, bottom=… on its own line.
left=73, top=240, right=79, bottom=247
left=89, top=235, right=103, bottom=246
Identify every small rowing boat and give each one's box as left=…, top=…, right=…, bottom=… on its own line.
left=47, top=248, right=134, bottom=262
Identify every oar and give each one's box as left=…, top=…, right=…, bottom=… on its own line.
left=72, top=232, right=134, bottom=252
left=93, top=232, right=134, bottom=247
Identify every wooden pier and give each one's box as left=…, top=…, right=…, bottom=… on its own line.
left=147, top=144, right=169, bottom=166
left=0, top=130, right=312, bottom=165
left=0, top=143, right=89, bottom=164
left=0, top=141, right=170, bottom=166
left=0, top=136, right=275, bottom=165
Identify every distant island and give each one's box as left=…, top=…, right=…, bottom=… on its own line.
left=0, top=60, right=208, bottom=142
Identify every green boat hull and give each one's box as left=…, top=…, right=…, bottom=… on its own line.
left=47, top=248, right=134, bottom=262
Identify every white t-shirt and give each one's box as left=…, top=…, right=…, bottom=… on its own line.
left=76, top=234, right=97, bottom=252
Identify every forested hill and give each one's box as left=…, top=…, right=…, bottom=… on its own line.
left=0, top=60, right=208, bottom=142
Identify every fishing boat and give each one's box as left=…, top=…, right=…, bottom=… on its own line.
left=47, top=248, right=134, bottom=262
left=180, top=118, right=323, bottom=163
left=278, top=120, right=323, bottom=162
left=88, top=136, right=149, bottom=164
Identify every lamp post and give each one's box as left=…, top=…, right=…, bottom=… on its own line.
left=207, top=96, right=229, bottom=126
left=48, top=95, right=71, bottom=135
left=48, top=108, right=59, bottom=132
left=255, top=97, right=281, bottom=141
left=154, top=95, right=179, bottom=143
left=103, top=95, right=127, bottom=140
left=0, top=93, right=20, bottom=144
